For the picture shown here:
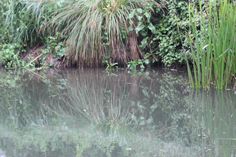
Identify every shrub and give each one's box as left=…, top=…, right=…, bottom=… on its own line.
left=40, top=34, right=66, bottom=67
left=137, top=0, right=191, bottom=66
left=0, top=43, right=25, bottom=68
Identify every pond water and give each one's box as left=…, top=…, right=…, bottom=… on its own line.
left=0, top=69, right=235, bottom=157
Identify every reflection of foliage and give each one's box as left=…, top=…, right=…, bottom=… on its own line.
left=0, top=123, right=202, bottom=157
left=1, top=69, right=234, bottom=157
left=0, top=70, right=68, bottom=128
left=64, top=69, right=196, bottom=144
left=126, top=71, right=194, bottom=144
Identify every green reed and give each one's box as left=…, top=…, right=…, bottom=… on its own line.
left=187, top=0, right=236, bottom=89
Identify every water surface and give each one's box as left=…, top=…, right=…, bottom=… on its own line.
left=0, top=69, right=235, bottom=157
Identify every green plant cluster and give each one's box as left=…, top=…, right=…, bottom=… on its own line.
left=0, top=0, right=194, bottom=69
left=0, top=0, right=67, bottom=69
left=40, top=34, right=66, bottom=67
left=0, top=43, right=26, bottom=68
left=127, top=59, right=150, bottom=71
left=0, top=0, right=63, bottom=45
left=136, top=0, right=191, bottom=66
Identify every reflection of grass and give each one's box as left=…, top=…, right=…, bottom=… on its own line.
left=66, top=74, right=134, bottom=126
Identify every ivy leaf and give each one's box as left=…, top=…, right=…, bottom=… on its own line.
left=128, top=10, right=135, bottom=19
left=140, top=38, right=148, bottom=48
left=136, top=8, right=143, bottom=14
left=135, top=24, right=145, bottom=33
left=148, top=24, right=156, bottom=34
left=144, top=12, right=151, bottom=20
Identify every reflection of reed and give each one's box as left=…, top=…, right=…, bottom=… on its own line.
left=193, top=90, right=236, bottom=157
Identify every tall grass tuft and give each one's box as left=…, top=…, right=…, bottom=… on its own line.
left=0, top=0, right=65, bottom=46
left=49, top=0, right=157, bottom=67
left=187, top=0, right=236, bottom=89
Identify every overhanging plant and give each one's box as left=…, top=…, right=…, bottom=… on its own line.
left=49, top=0, right=159, bottom=67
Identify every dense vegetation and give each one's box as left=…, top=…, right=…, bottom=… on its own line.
left=0, top=0, right=191, bottom=68
left=0, top=0, right=235, bottom=89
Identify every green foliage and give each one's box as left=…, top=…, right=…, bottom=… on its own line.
left=104, top=60, right=118, bottom=71
left=0, top=0, right=69, bottom=69
left=187, top=0, right=236, bottom=89
left=0, top=0, right=38, bottom=44
left=128, top=2, right=157, bottom=34
left=43, top=34, right=66, bottom=56
left=20, top=33, right=66, bottom=69
left=2, top=0, right=234, bottom=75
left=137, top=0, right=191, bottom=66
left=0, top=35, right=66, bottom=69
left=0, top=0, right=64, bottom=45
left=0, top=43, right=25, bottom=68
left=127, top=59, right=150, bottom=71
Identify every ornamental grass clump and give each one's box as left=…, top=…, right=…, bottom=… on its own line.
left=50, top=0, right=157, bottom=67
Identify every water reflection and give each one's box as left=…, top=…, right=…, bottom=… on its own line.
left=192, top=90, right=236, bottom=157
left=0, top=69, right=235, bottom=157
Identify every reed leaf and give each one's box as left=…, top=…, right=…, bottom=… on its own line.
left=187, top=0, right=236, bottom=89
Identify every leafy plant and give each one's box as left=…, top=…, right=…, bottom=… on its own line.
left=104, top=60, right=118, bottom=71
left=127, top=59, right=150, bottom=71
left=0, top=43, right=26, bottom=68
left=137, top=0, right=191, bottom=66
left=43, top=34, right=66, bottom=57
left=38, top=34, right=66, bottom=67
